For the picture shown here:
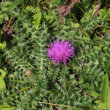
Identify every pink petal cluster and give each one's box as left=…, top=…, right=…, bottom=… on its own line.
left=25, top=70, right=31, bottom=76
left=47, top=39, right=75, bottom=65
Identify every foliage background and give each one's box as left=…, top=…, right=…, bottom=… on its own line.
left=0, top=0, right=110, bottom=110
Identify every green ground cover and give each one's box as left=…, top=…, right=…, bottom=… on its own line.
left=0, top=0, right=110, bottom=109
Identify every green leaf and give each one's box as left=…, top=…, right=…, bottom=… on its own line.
left=78, top=75, right=84, bottom=84
left=81, top=30, right=90, bottom=38
left=0, top=77, right=6, bottom=92
left=49, top=98, right=53, bottom=110
left=0, top=13, right=8, bottom=24
left=99, top=9, right=110, bottom=21
left=0, top=69, right=6, bottom=93
left=32, top=7, right=41, bottom=29
left=82, top=0, right=92, bottom=8
left=0, top=42, right=6, bottom=49
left=0, top=105, right=16, bottom=110
left=103, top=10, right=110, bottom=21
left=99, top=9, right=107, bottom=18
left=90, top=91, right=99, bottom=98
left=100, top=74, right=109, bottom=102
left=0, top=69, right=6, bottom=78
left=1, top=108, right=15, bottom=110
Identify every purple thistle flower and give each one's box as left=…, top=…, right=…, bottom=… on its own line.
left=47, top=39, right=75, bottom=65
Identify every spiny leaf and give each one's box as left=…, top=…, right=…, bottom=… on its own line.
left=99, top=73, right=110, bottom=109
left=0, top=105, right=16, bottom=110
left=0, top=77, right=6, bottom=93
left=0, top=69, right=6, bottom=93
left=32, top=7, right=41, bottom=29
left=100, top=74, right=109, bottom=102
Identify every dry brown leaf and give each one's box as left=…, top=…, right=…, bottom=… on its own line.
left=58, top=0, right=80, bottom=23
left=2, top=21, right=15, bottom=36
left=93, top=2, right=101, bottom=17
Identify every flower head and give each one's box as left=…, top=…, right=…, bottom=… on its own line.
left=9, top=74, right=14, bottom=78
left=47, top=39, right=75, bottom=65
left=25, top=70, right=31, bottom=76
left=16, top=91, right=19, bottom=94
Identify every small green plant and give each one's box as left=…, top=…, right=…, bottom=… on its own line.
left=95, top=74, right=110, bottom=110
left=0, top=31, right=6, bottom=93
left=0, top=69, right=6, bottom=93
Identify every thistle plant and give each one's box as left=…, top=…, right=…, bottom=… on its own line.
left=0, top=0, right=110, bottom=110
left=47, top=39, right=75, bottom=65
